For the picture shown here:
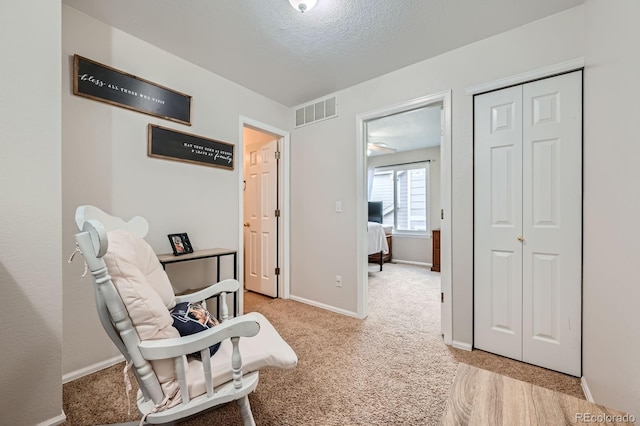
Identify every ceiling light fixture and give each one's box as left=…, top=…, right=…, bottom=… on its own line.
left=288, top=0, right=317, bottom=13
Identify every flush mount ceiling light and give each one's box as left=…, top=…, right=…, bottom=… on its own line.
left=288, top=0, right=317, bottom=13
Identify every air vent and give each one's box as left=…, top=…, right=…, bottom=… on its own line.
left=294, top=96, right=338, bottom=128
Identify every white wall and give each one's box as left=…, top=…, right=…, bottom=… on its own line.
left=391, top=235, right=431, bottom=265
left=367, top=147, right=441, bottom=264
left=290, top=6, right=586, bottom=334
left=61, top=6, right=290, bottom=376
left=0, top=2, right=63, bottom=425
left=582, top=0, right=640, bottom=417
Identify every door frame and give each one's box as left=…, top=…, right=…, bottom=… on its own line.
left=355, top=90, right=453, bottom=346
left=238, top=116, right=291, bottom=310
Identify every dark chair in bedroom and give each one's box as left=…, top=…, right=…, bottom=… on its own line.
left=368, top=201, right=383, bottom=224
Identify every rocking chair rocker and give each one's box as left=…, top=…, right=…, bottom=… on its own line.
left=72, top=206, right=297, bottom=425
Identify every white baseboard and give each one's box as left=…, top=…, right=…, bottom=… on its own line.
left=62, top=354, right=125, bottom=384
left=392, top=259, right=431, bottom=267
left=37, top=411, right=66, bottom=426
left=581, top=376, right=594, bottom=402
left=452, top=340, right=473, bottom=351
left=289, top=295, right=360, bottom=318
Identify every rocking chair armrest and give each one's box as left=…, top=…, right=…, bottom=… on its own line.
left=138, top=316, right=260, bottom=360
left=174, top=278, right=241, bottom=304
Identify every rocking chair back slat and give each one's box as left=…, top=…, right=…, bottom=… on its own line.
left=175, top=355, right=190, bottom=405
left=201, top=349, right=214, bottom=397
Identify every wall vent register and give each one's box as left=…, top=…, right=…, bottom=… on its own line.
left=294, top=96, right=337, bottom=127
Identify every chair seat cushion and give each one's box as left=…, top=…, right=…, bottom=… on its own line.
left=185, top=312, right=298, bottom=398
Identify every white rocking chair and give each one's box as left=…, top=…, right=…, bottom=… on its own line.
left=72, top=206, right=297, bottom=425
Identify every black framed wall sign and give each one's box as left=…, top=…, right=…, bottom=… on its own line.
left=73, top=55, right=192, bottom=125
left=148, top=124, right=235, bottom=170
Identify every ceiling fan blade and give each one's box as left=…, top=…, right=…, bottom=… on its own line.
left=367, top=142, right=396, bottom=153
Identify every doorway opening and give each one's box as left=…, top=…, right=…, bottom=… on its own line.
left=239, top=117, right=290, bottom=311
left=356, top=92, right=452, bottom=345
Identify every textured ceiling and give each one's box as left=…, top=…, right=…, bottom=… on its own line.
left=367, top=104, right=443, bottom=155
left=62, top=0, right=584, bottom=108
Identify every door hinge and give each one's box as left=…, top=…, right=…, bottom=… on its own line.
left=441, top=292, right=444, bottom=303
left=275, top=151, right=281, bottom=160
left=275, top=209, right=281, bottom=217
left=275, top=267, right=280, bottom=276
left=441, top=209, right=444, bottom=220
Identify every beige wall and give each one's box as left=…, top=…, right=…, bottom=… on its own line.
left=61, top=6, right=290, bottom=377
left=289, top=6, right=586, bottom=336
left=0, top=1, right=63, bottom=424
left=582, top=0, right=640, bottom=417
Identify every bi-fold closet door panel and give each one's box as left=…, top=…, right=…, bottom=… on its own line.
left=474, top=85, right=524, bottom=361
left=474, top=71, right=582, bottom=377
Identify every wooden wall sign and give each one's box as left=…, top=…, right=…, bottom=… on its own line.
left=73, top=55, right=192, bottom=125
left=148, top=124, right=235, bottom=170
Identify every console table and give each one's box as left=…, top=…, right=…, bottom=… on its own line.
left=157, top=248, right=238, bottom=317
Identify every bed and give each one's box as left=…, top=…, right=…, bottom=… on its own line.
left=368, top=201, right=389, bottom=271
left=368, top=221, right=389, bottom=271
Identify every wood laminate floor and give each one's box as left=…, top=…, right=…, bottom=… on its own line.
left=442, top=363, right=635, bottom=425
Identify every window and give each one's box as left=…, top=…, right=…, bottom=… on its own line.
left=369, top=162, right=430, bottom=233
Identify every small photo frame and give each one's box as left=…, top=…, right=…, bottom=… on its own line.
left=168, top=233, right=193, bottom=256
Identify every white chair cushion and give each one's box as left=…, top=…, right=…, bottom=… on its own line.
left=185, top=312, right=298, bottom=397
left=104, top=229, right=183, bottom=395
left=104, top=230, right=177, bottom=341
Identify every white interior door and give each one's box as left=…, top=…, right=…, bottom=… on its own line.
left=474, top=85, right=524, bottom=361
left=244, top=139, right=278, bottom=297
left=474, top=71, right=582, bottom=376
left=521, top=71, right=582, bottom=376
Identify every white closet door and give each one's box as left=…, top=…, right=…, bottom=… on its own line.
left=474, top=71, right=582, bottom=377
left=522, top=71, right=582, bottom=376
left=474, top=85, right=524, bottom=361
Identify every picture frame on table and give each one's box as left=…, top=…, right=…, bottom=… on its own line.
left=168, top=233, right=193, bottom=256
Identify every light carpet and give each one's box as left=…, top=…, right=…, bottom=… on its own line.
left=63, top=263, right=583, bottom=425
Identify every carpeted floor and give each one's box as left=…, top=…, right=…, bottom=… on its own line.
left=62, top=262, right=583, bottom=425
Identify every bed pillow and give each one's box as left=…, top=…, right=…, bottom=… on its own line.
left=171, top=302, right=221, bottom=357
